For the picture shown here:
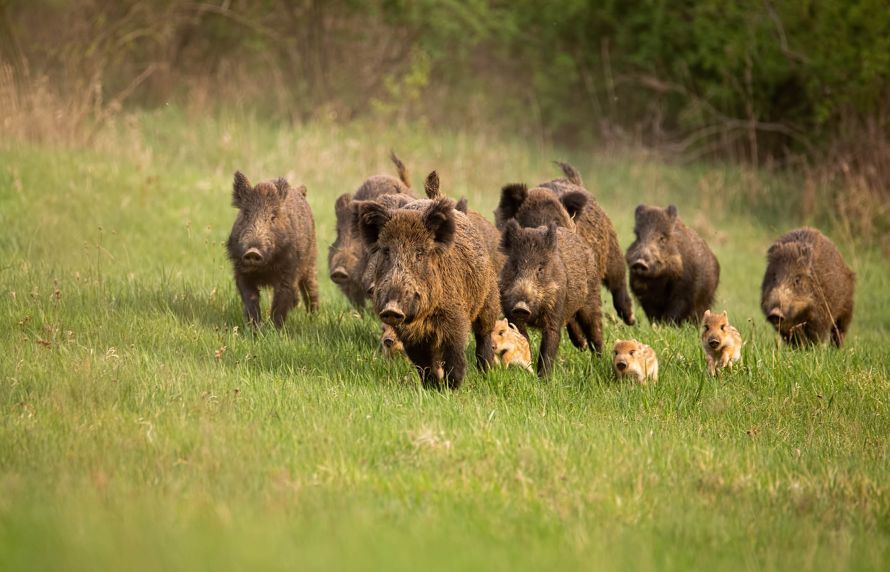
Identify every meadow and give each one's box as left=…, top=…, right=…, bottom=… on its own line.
left=0, top=109, right=888, bottom=571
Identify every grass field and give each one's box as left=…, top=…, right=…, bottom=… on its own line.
left=1, top=109, right=888, bottom=571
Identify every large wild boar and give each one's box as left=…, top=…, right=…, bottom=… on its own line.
left=226, top=171, right=318, bottom=328
left=328, top=152, right=412, bottom=309
left=625, top=204, right=719, bottom=325
left=499, top=220, right=603, bottom=377
left=761, top=227, right=855, bottom=347
left=358, top=173, right=500, bottom=389
left=494, top=162, right=635, bottom=326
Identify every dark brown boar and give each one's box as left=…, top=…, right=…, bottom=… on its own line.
left=358, top=173, right=500, bottom=389
left=625, top=204, right=720, bottom=325
left=499, top=220, right=603, bottom=377
left=761, top=227, right=855, bottom=347
left=226, top=171, right=319, bottom=328
left=328, top=152, right=412, bottom=309
left=494, top=162, right=635, bottom=326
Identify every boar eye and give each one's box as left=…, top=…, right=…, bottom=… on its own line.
left=629, top=350, right=635, bottom=356
left=415, top=248, right=425, bottom=261
left=382, top=246, right=391, bottom=257
left=794, top=276, right=802, bottom=287
left=659, top=235, right=668, bottom=244
left=720, top=324, right=726, bottom=331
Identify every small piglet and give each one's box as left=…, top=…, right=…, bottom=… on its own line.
left=499, top=221, right=603, bottom=377
left=612, top=339, right=658, bottom=384
left=226, top=171, right=318, bottom=328
left=700, top=309, right=742, bottom=376
left=491, top=319, right=533, bottom=373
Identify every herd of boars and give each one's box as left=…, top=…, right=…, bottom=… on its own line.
left=226, top=153, right=856, bottom=389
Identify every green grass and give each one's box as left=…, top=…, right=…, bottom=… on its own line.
left=1, top=109, right=888, bottom=571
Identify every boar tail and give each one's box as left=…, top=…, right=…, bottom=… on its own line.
left=554, top=161, right=583, bottom=186
left=390, top=150, right=411, bottom=188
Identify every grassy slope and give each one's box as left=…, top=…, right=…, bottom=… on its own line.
left=0, top=110, right=888, bottom=571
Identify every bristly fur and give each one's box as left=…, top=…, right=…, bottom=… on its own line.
left=424, top=171, right=441, bottom=199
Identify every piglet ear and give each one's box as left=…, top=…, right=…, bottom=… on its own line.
left=703, top=309, right=711, bottom=320
left=424, top=171, right=441, bottom=199
left=500, top=219, right=521, bottom=254
left=358, top=201, right=393, bottom=248
left=666, top=205, right=679, bottom=222
left=232, top=171, right=251, bottom=207
left=560, top=191, right=588, bottom=219
left=497, top=184, right=528, bottom=223
left=722, top=311, right=728, bottom=319
left=544, top=222, right=558, bottom=250
left=423, top=197, right=456, bottom=246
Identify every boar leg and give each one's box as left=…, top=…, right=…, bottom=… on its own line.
left=404, top=344, right=441, bottom=389
left=299, top=274, right=320, bottom=313
left=236, top=275, right=262, bottom=327
left=832, top=312, right=852, bottom=348
left=663, top=296, right=692, bottom=325
left=442, top=338, right=468, bottom=390
left=472, top=289, right=498, bottom=371
left=576, top=290, right=604, bottom=354
left=537, top=325, right=561, bottom=378
left=604, top=243, right=636, bottom=326
left=270, top=284, right=297, bottom=328
left=566, top=319, right=589, bottom=351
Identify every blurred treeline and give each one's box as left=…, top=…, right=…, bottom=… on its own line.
left=1, top=1, right=889, bottom=182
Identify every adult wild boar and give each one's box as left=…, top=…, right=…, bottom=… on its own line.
left=761, top=227, right=855, bottom=347
left=328, top=152, right=412, bottom=309
left=358, top=173, right=500, bottom=389
left=226, top=171, right=318, bottom=328
left=625, top=204, right=719, bottom=325
left=494, top=162, right=635, bottom=326
left=499, top=221, right=603, bottom=377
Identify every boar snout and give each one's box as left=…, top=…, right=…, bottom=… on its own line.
left=511, top=301, right=532, bottom=321
left=767, top=308, right=785, bottom=325
left=242, top=247, right=264, bottom=264
left=629, top=258, right=650, bottom=273
left=615, top=360, right=628, bottom=371
left=708, top=337, right=721, bottom=349
left=382, top=335, right=396, bottom=348
left=330, top=266, right=349, bottom=284
left=380, top=301, right=406, bottom=325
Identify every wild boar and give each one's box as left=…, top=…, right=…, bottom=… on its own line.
left=612, top=339, right=658, bottom=384
left=358, top=173, right=500, bottom=389
left=494, top=162, right=635, bottom=326
left=625, top=204, right=720, bottom=325
left=491, top=318, right=534, bottom=372
left=701, top=309, right=742, bottom=376
left=761, top=227, right=855, bottom=347
left=226, top=171, right=318, bottom=328
left=499, top=221, right=603, bottom=377
left=328, top=152, right=412, bottom=309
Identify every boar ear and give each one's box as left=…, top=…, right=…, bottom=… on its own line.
left=634, top=204, right=646, bottom=219
left=335, top=193, right=353, bottom=213
left=295, top=184, right=308, bottom=197
left=273, top=178, right=290, bottom=200
left=544, top=222, right=558, bottom=250
left=358, top=201, right=392, bottom=247
left=498, top=184, right=528, bottom=221
left=423, top=197, right=457, bottom=246
left=500, top=219, right=521, bottom=253
left=455, top=197, right=468, bottom=214
left=560, top=191, right=588, bottom=219
left=232, top=171, right=251, bottom=207
left=666, top=205, right=679, bottom=221
left=424, top=171, right=441, bottom=199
